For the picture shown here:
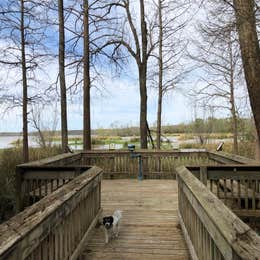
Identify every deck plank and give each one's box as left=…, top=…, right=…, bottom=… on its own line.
left=81, top=179, right=189, bottom=259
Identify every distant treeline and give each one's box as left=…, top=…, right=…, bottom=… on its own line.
left=93, top=117, right=254, bottom=138
left=0, top=117, right=254, bottom=139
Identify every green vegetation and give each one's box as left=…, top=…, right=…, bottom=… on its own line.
left=0, top=146, right=62, bottom=223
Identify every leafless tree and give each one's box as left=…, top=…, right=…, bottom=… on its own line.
left=58, top=0, right=68, bottom=152
left=232, top=0, right=260, bottom=155
left=0, top=0, right=49, bottom=162
left=152, top=0, right=190, bottom=149
left=98, top=0, right=157, bottom=149
left=83, top=0, right=91, bottom=150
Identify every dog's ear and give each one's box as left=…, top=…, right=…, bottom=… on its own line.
left=109, top=216, right=114, bottom=224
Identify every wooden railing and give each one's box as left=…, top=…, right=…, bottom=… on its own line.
left=16, top=165, right=91, bottom=211
left=188, top=165, right=260, bottom=234
left=0, top=166, right=103, bottom=260
left=176, top=166, right=260, bottom=260
left=80, top=150, right=218, bottom=179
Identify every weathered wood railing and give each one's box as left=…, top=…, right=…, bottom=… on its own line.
left=177, top=166, right=260, bottom=260
left=16, top=150, right=257, bottom=211
left=19, top=150, right=256, bottom=180
left=188, top=165, right=260, bottom=214
left=0, top=166, right=102, bottom=260
left=80, top=150, right=217, bottom=179
left=80, top=150, right=259, bottom=178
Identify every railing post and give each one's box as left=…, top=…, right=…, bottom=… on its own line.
left=200, top=166, right=207, bottom=186
left=15, top=166, right=24, bottom=213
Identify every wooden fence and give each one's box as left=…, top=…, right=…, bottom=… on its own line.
left=188, top=165, right=260, bottom=233
left=80, top=150, right=217, bottom=179
left=16, top=150, right=257, bottom=211
left=0, top=166, right=103, bottom=260
left=176, top=166, right=260, bottom=260
left=16, top=165, right=91, bottom=211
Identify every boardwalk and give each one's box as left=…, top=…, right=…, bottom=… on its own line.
left=82, top=179, right=189, bottom=260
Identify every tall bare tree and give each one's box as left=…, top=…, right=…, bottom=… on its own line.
left=83, top=0, right=91, bottom=150
left=58, top=0, right=68, bottom=153
left=0, top=0, right=50, bottom=162
left=20, top=0, right=29, bottom=162
left=233, top=0, right=260, bottom=152
left=100, top=0, right=156, bottom=149
left=153, top=0, right=189, bottom=149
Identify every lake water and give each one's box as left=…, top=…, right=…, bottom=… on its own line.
left=0, top=135, right=232, bottom=150
left=0, top=135, right=124, bottom=150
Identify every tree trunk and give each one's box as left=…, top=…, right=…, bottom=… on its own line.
left=58, top=0, right=68, bottom=153
left=157, top=0, right=163, bottom=150
left=233, top=0, right=260, bottom=152
left=21, top=0, right=29, bottom=163
left=139, top=0, right=148, bottom=149
left=83, top=0, right=91, bottom=150
left=253, top=118, right=260, bottom=160
left=139, top=65, right=147, bottom=149
left=228, top=33, right=238, bottom=154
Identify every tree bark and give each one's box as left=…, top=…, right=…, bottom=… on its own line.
left=139, top=0, right=148, bottom=149
left=58, top=0, right=68, bottom=153
left=21, top=0, right=29, bottom=162
left=228, top=34, right=238, bottom=154
left=139, top=64, right=147, bottom=149
left=157, top=0, right=163, bottom=150
left=83, top=0, right=91, bottom=150
left=233, top=0, right=260, bottom=153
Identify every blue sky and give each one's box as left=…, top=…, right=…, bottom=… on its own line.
left=0, top=0, right=250, bottom=133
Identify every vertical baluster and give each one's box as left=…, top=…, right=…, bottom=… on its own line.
left=245, top=179, right=249, bottom=209
left=252, top=180, right=256, bottom=210
left=238, top=180, right=241, bottom=209
left=223, top=179, right=227, bottom=204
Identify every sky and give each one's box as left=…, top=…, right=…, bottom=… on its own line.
left=0, top=0, right=249, bottom=133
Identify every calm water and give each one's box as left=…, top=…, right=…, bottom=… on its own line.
left=0, top=135, right=124, bottom=150
left=0, top=135, right=231, bottom=150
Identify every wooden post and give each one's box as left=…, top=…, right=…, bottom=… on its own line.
left=15, top=166, right=24, bottom=213
left=200, top=167, right=207, bottom=186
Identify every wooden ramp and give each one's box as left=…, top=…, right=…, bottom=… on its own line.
left=82, top=179, right=189, bottom=260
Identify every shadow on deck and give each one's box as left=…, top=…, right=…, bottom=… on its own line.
left=82, top=179, right=189, bottom=260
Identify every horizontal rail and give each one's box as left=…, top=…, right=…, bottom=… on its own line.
left=18, top=152, right=82, bottom=167
left=16, top=166, right=91, bottom=211
left=81, top=150, right=217, bottom=179
left=208, top=151, right=259, bottom=164
left=176, top=166, right=260, bottom=260
left=188, top=165, right=260, bottom=213
left=0, top=166, right=103, bottom=260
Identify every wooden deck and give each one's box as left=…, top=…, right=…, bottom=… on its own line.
left=82, top=179, right=189, bottom=259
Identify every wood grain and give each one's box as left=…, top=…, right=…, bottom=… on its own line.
left=81, top=179, right=189, bottom=260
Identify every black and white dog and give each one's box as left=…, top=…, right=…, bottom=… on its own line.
left=102, top=210, right=122, bottom=243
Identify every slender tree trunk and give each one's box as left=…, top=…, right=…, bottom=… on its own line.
left=83, top=0, right=91, bottom=150
left=139, top=0, right=148, bottom=149
left=157, top=0, right=163, bottom=150
left=58, top=0, right=68, bottom=153
left=139, top=64, right=147, bottom=149
left=228, top=34, right=238, bottom=154
left=21, top=0, right=29, bottom=162
left=233, top=0, right=260, bottom=153
left=230, top=89, right=238, bottom=154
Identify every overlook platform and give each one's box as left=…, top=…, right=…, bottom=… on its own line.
left=1, top=150, right=260, bottom=260
left=82, top=179, right=189, bottom=260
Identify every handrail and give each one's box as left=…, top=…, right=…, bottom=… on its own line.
left=208, top=151, right=259, bottom=165
left=176, top=166, right=260, bottom=260
left=187, top=165, right=260, bottom=215
left=81, top=150, right=216, bottom=179
left=0, top=166, right=103, bottom=260
left=16, top=165, right=92, bottom=211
